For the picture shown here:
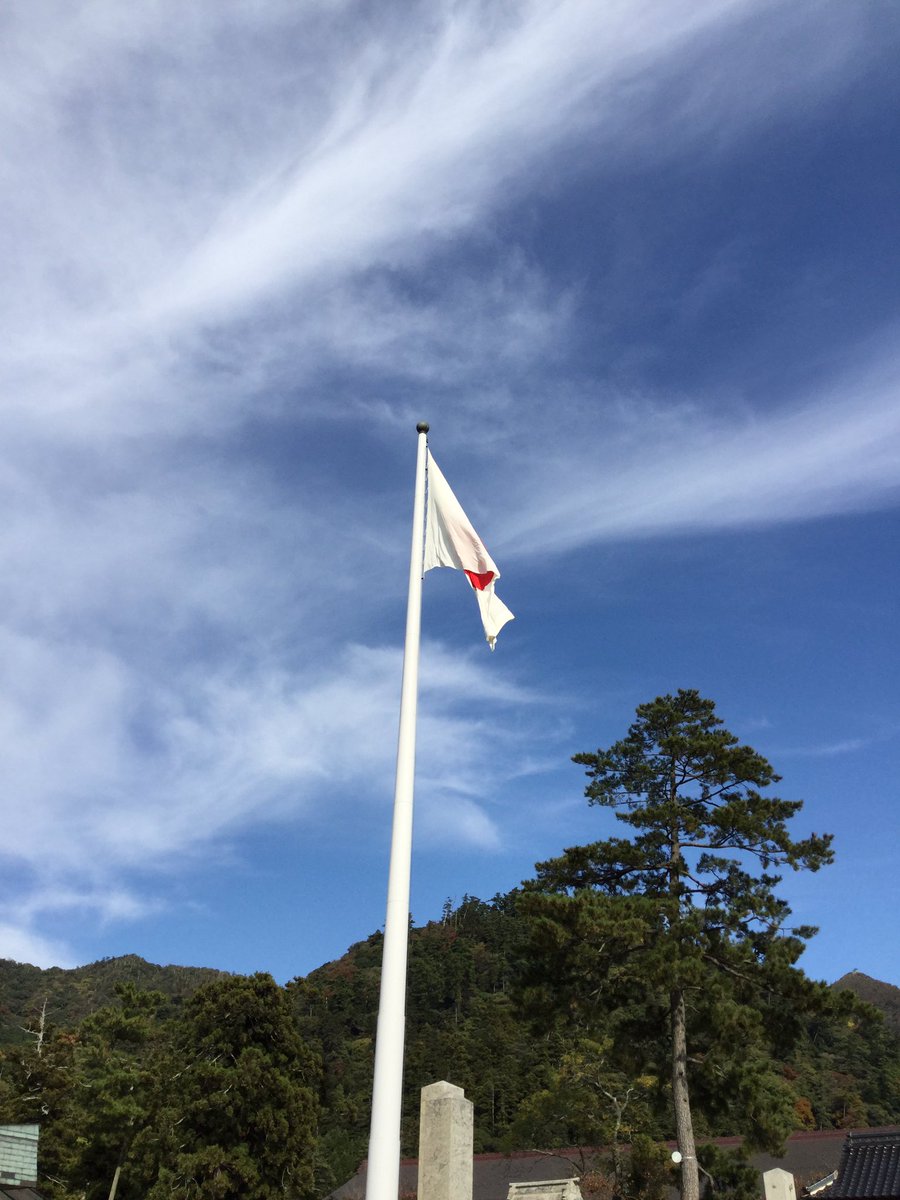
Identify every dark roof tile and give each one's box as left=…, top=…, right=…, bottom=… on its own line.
left=334, top=1129, right=900, bottom=1200
left=827, top=1132, right=900, bottom=1199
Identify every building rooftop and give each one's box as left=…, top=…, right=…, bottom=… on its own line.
left=0, top=1126, right=38, bottom=1191
left=334, top=1129, right=900, bottom=1200
left=823, top=1131, right=900, bottom=1199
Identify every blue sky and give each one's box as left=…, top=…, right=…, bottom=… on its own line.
left=1, top=1, right=899, bottom=990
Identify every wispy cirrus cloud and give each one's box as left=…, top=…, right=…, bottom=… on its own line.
left=0, top=0, right=897, bottom=972
left=776, top=726, right=900, bottom=760
left=1, top=0, right=872, bottom=421
left=0, top=640, right=538, bottom=874
left=0, top=637, right=546, bottom=960
left=492, top=341, right=900, bottom=553
left=791, top=739, right=869, bottom=759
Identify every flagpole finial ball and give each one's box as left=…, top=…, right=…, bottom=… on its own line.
left=416, top=422, right=430, bottom=434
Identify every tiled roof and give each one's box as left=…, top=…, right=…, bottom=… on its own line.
left=333, top=1128, right=897, bottom=1200
left=0, top=1126, right=39, bottom=1189
left=826, top=1132, right=900, bottom=1199
left=0, top=1189, right=44, bottom=1200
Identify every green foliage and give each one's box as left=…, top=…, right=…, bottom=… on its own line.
left=0, top=955, right=227, bottom=1048
left=832, top=973, right=900, bottom=1036
left=695, top=1144, right=760, bottom=1200
left=286, top=880, right=898, bottom=1185
left=291, top=894, right=548, bottom=1163
left=0, top=976, right=321, bottom=1200
left=1, top=705, right=898, bottom=1200
left=624, top=1135, right=672, bottom=1200
left=509, top=1035, right=665, bottom=1191
left=69, top=985, right=169, bottom=1192
left=520, top=690, right=835, bottom=1200
left=0, top=1018, right=76, bottom=1130
left=146, top=973, right=320, bottom=1200
left=0, top=895, right=897, bottom=1199
left=788, top=986, right=900, bottom=1130
left=557, top=689, right=832, bottom=918
left=0, top=983, right=171, bottom=1200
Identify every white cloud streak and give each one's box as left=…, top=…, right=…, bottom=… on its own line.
left=0, top=0, right=897, bottom=965
left=2, top=0, right=863, bottom=418
left=0, top=637, right=544, bottom=961
left=495, top=346, right=900, bottom=553
left=0, top=924, right=76, bottom=971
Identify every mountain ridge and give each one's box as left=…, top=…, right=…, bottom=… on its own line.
left=831, top=970, right=900, bottom=1035
left=1, top=947, right=898, bottom=1056
left=0, top=952, right=229, bottom=1045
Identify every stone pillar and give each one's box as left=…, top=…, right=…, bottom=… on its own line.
left=763, top=1168, right=797, bottom=1200
left=417, top=1081, right=473, bottom=1200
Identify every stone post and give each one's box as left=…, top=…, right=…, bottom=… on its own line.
left=763, top=1167, right=797, bottom=1200
left=417, top=1081, right=473, bottom=1200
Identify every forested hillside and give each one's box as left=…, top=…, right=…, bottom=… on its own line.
left=1, top=896, right=898, bottom=1199
left=0, top=973, right=319, bottom=1200
left=0, top=954, right=227, bottom=1046
left=291, top=893, right=900, bottom=1180
left=832, top=972, right=900, bottom=1036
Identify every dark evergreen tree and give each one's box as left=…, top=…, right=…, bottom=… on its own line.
left=66, top=983, right=170, bottom=1200
left=0, top=983, right=170, bottom=1200
left=146, top=973, right=320, bottom=1200
left=0, top=1021, right=78, bottom=1199
left=520, top=690, right=833, bottom=1200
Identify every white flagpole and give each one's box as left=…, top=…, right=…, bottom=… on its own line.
left=365, top=421, right=429, bottom=1200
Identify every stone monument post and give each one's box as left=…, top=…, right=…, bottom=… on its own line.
left=417, top=1081, right=473, bottom=1200
left=763, top=1167, right=797, bottom=1200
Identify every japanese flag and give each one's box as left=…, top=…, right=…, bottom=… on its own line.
left=423, top=454, right=514, bottom=649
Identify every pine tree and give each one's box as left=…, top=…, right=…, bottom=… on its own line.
left=520, top=690, right=833, bottom=1200
left=146, top=973, right=321, bottom=1200
left=66, top=983, right=170, bottom=1200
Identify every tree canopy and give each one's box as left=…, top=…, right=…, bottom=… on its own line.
left=520, top=690, right=834, bottom=1200
left=2, top=695, right=898, bottom=1199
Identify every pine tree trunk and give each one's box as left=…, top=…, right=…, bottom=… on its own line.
left=671, top=987, right=699, bottom=1200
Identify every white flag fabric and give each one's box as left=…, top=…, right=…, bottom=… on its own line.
left=423, top=453, right=514, bottom=649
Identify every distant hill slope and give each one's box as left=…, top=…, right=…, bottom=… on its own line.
left=292, top=900, right=900, bottom=1159
left=1, top=909, right=899, bottom=1172
left=832, top=971, right=900, bottom=1035
left=0, top=953, right=229, bottom=1045
left=2, top=949, right=897, bottom=1048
